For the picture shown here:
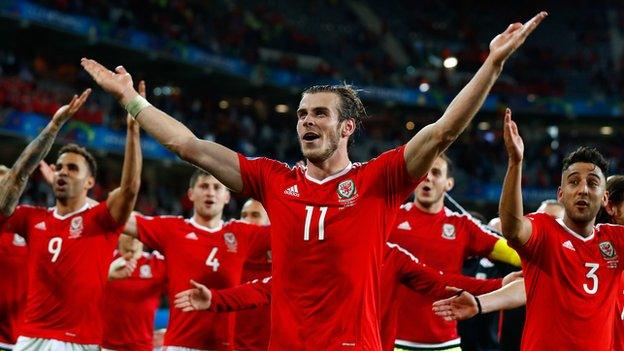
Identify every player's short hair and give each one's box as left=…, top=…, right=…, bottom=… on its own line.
left=58, top=143, right=97, bottom=177
left=596, top=175, right=624, bottom=224
left=189, top=169, right=214, bottom=188
left=302, top=84, right=368, bottom=146
left=540, top=199, right=563, bottom=208
left=438, top=153, right=454, bottom=178
left=561, top=147, right=608, bottom=177
left=607, top=175, right=624, bottom=205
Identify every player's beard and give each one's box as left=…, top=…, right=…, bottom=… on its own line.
left=300, top=127, right=340, bottom=164
left=566, top=203, right=601, bottom=225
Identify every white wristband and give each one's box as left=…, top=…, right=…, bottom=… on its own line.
left=125, top=94, right=151, bottom=118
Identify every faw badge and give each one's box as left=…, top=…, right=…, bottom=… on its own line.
left=69, top=216, right=83, bottom=238
left=139, top=264, right=153, bottom=278
left=337, top=179, right=356, bottom=199
left=442, top=224, right=456, bottom=240
left=599, top=241, right=617, bottom=260
left=224, top=232, right=238, bottom=252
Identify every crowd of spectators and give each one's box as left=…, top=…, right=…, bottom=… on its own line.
left=30, top=0, right=624, bottom=100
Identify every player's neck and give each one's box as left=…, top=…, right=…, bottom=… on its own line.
left=306, top=151, right=351, bottom=181
left=55, top=196, right=88, bottom=216
left=192, top=213, right=223, bottom=230
left=562, top=215, right=595, bottom=237
left=413, top=199, right=444, bottom=214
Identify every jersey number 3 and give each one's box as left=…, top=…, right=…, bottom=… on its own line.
left=583, top=262, right=599, bottom=295
left=304, top=206, right=328, bottom=241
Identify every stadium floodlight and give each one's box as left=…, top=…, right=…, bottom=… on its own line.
left=443, top=56, right=458, bottom=68
left=219, top=100, right=229, bottom=109
left=600, top=126, right=614, bottom=135
left=275, top=104, right=289, bottom=113
left=419, top=83, right=430, bottom=93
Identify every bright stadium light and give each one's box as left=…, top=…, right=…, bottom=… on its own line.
left=405, top=121, right=415, bottom=130
left=601, top=126, right=614, bottom=135
left=478, top=121, right=490, bottom=130
left=275, top=104, right=289, bottom=113
left=419, top=82, right=430, bottom=93
left=443, top=56, right=458, bottom=69
left=219, top=100, right=229, bottom=109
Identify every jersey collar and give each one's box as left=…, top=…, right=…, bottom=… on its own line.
left=556, top=217, right=595, bottom=242
left=189, top=217, right=224, bottom=233
left=304, top=162, right=353, bottom=185
left=52, top=202, right=91, bottom=220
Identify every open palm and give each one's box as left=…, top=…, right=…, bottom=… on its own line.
left=81, top=58, right=134, bottom=101
left=489, top=11, right=548, bottom=66
left=432, top=289, right=479, bottom=321
left=503, top=108, right=524, bottom=163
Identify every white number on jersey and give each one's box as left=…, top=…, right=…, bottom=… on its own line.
left=205, top=247, right=220, bottom=272
left=583, top=262, right=599, bottom=295
left=48, top=237, right=63, bottom=263
left=304, top=206, right=328, bottom=241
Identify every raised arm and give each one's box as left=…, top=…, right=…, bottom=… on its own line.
left=106, top=81, right=143, bottom=225
left=404, top=12, right=547, bottom=178
left=80, top=60, right=242, bottom=192
left=0, top=89, right=91, bottom=216
left=432, top=279, right=526, bottom=321
left=500, top=108, right=533, bottom=246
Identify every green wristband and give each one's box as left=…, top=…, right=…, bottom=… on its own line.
left=125, top=95, right=151, bottom=118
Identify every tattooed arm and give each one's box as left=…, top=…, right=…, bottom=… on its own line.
left=0, top=89, right=91, bottom=216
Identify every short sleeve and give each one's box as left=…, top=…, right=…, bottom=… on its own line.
left=136, top=215, right=175, bottom=253
left=368, top=146, right=424, bottom=208
left=238, top=155, right=287, bottom=202
left=465, top=217, right=500, bottom=257
left=0, top=205, right=41, bottom=240
left=88, top=202, right=126, bottom=235
left=511, top=212, right=549, bottom=263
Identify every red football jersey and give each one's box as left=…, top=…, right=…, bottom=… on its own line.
left=136, top=215, right=270, bottom=350
left=210, top=243, right=501, bottom=351
left=380, top=242, right=502, bottom=351
left=235, top=253, right=272, bottom=351
left=615, top=273, right=624, bottom=351
left=515, top=213, right=624, bottom=351
left=238, top=146, right=420, bottom=350
left=388, top=204, right=499, bottom=348
left=0, top=231, right=28, bottom=347
left=0, top=202, right=122, bottom=344
left=101, top=250, right=166, bottom=351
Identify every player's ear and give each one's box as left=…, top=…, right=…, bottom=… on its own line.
left=187, top=188, right=195, bottom=202
left=341, top=118, right=355, bottom=139
left=556, top=186, right=563, bottom=203
left=445, top=177, right=455, bottom=192
left=602, top=190, right=609, bottom=209
left=85, top=175, right=95, bottom=190
left=224, top=189, right=231, bottom=204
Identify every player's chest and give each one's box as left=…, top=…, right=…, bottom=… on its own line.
left=170, top=232, right=248, bottom=274
left=394, top=218, right=468, bottom=251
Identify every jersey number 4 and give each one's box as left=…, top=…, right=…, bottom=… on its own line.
left=205, top=247, right=220, bottom=272
left=304, top=206, right=328, bottom=241
left=583, top=262, right=599, bottom=295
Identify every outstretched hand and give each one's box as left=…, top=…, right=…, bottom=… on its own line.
left=51, top=88, right=91, bottom=126
left=174, top=279, right=213, bottom=311
left=81, top=58, right=136, bottom=105
left=503, top=108, right=524, bottom=164
left=432, top=287, right=480, bottom=321
left=488, top=11, right=548, bottom=66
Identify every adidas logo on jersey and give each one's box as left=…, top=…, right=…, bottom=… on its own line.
left=284, top=185, right=300, bottom=197
left=397, top=221, right=412, bottom=230
left=35, top=221, right=46, bottom=230
left=185, top=232, right=199, bottom=240
left=562, top=240, right=576, bottom=251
